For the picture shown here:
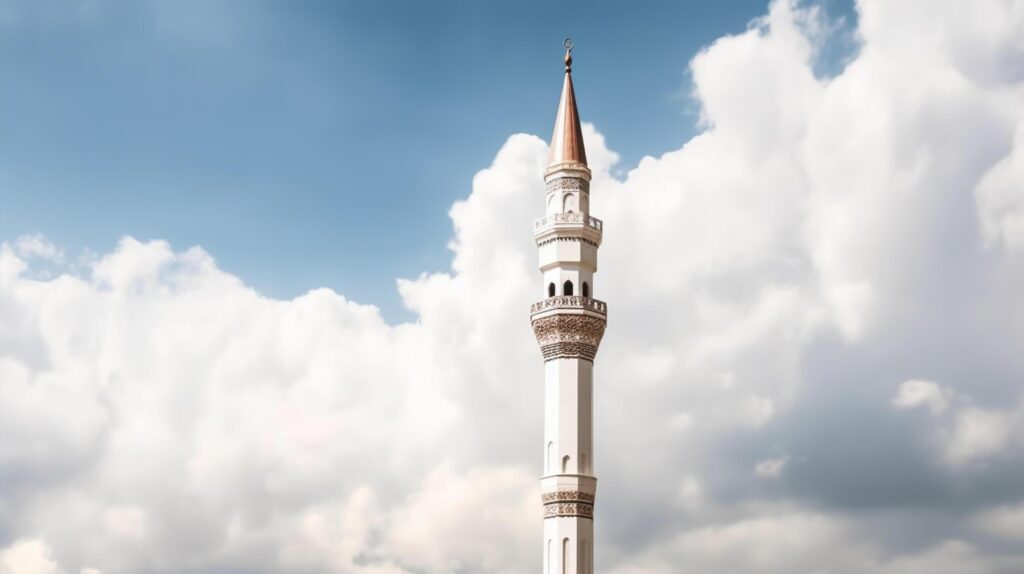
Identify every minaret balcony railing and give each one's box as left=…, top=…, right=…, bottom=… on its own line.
left=533, top=212, right=603, bottom=233
left=530, top=295, right=607, bottom=317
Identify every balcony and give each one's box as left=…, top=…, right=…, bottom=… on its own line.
left=533, top=212, right=603, bottom=233
left=530, top=295, right=608, bottom=317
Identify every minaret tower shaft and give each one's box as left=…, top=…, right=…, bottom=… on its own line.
left=531, top=41, right=606, bottom=574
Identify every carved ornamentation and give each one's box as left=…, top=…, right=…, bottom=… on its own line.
left=542, top=491, right=595, bottom=519
left=536, top=236, right=599, bottom=248
left=539, top=342, right=594, bottom=361
left=545, top=177, right=589, bottom=195
left=543, top=503, right=594, bottom=519
left=531, top=313, right=606, bottom=362
left=533, top=212, right=603, bottom=231
left=530, top=296, right=607, bottom=315
left=542, top=491, right=596, bottom=504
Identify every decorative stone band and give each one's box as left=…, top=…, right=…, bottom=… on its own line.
left=544, top=161, right=591, bottom=180
left=544, top=503, right=594, bottom=519
left=536, top=236, right=599, bottom=249
left=542, top=492, right=595, bottom=520
left=542, top=491, right=596, bottom=504
left=531, top=295, right=607, bottom=315
left=545, top=176, right=590, bottom=196
left=531, top=314, right=606, bottom=362
left=533, top=211, right=603, bottom=232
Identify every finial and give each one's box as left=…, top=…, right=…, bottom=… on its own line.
left=547, top=36, right=587, bottom=170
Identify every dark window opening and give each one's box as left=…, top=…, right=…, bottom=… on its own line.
left=548, top=282, right=556, bottom=297
left=582, top=282, right=589, bottom=298
left=563, top=280, right=574, bottom=296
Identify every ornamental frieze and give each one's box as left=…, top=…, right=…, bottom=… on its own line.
left=545, top=176, right=589, bottom=195
left=532, top=313, right=606, bottom=346
left=541, top=342, right=596, bottom=361
left=542, top=491, right=596, bottom=504
left=543, top=503, right=594, bottom=519
left=533, top=212, right=603, bottom=232
left=531, top=296, right=607, bottom=315
left=536, top=236, right=599, bottom=248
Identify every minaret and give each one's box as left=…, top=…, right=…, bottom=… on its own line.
left=531, top=40, right=606, bottom=574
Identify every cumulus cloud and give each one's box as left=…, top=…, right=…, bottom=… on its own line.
left=889, top=380, right=1024, bottom=465
left=892, top=379, right=951, bottom=415
left=945, top=402, right=1024, bottom=465
left=976, top=123, right=1024, bottom=251
left=0, top=540, right=62, bottom=574
left=1, top=0, right=1023, bottom=573
left=13, top=235, right=62, bottom=262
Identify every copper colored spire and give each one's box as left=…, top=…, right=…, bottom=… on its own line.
left=548, top=39, right=588, bottom=168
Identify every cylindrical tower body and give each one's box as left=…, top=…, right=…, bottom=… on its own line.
left=531, top=46, right=605, bottom=574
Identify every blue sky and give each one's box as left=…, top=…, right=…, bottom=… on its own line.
left=0, top=0, right=854, bottom=320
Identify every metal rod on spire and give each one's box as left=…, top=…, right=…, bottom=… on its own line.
left=548, top=38, right=588, bottom=169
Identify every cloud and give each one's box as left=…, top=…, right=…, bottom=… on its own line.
left=888, top=380, right=1024, bottom=465
left=945, top=403, right=1024, bottom=465
left=13, top=235, right=62, bottom=263
left=1, top=0, right=1023, bottom=573
left=754, top=457, right=789, bottom=478
left=976, top=123, right=1024, bottom=251
left=0, top=540, right=62, bottom=574
left=973, top=503, right=1024, bottom=541
left=892, top=379, right=951, bottom=415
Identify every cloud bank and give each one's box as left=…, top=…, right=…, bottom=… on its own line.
left=2, top=0, right=1023, bottom=572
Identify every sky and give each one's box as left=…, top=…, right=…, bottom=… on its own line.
left=0, top=0, right=856, bottom=321
left=2, top=1, right=1024, bottom=574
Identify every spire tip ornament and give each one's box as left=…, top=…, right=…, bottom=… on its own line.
left=547, top=38, right=588, bottom=170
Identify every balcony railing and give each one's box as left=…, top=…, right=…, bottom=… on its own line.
left=533, top=212, right=603, bottom=232
left=530, top=296, right=608, bottom=316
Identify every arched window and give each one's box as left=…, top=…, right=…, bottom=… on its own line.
left=562, top=538, right=569, bottom=574
left=582, top=281, right=589, bottom=298
left=563, top=280, right=574, bottom=296
left=548, top=282, right=556, bottom=297
left=562, top=455, right=570, bottom=473
left=547, top=539, right=552, bottom=574
left=581, top=540, right=589, bottom=574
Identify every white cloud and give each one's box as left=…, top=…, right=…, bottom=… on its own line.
left=754, top=457, right=789, bottom=478
left=973, top=503, right=1024, bottom=541
left=889, top=381, right=1024, bottom=465
left=14, top=235, right=62, bottom=262
left=945, top=403, right=1024, bottom=465
left=975, top=123, right=1024, bottom=251
left=2, top=0, right=1024, bottom=573
left=892, top=379, right=951, bottom=415
left=0, top=540, right=63, bottom=574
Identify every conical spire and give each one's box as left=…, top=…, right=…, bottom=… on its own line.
left=548, top=39, right=587, bottom=168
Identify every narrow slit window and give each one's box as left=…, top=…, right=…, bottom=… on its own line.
left=582, top=282, right=589, bottom=297
left=562, top=538, right=569, bottom=574
left=548, top=282, right=556, bottom=297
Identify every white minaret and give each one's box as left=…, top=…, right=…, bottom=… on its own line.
left=531, top=40, right=606, bottom=574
